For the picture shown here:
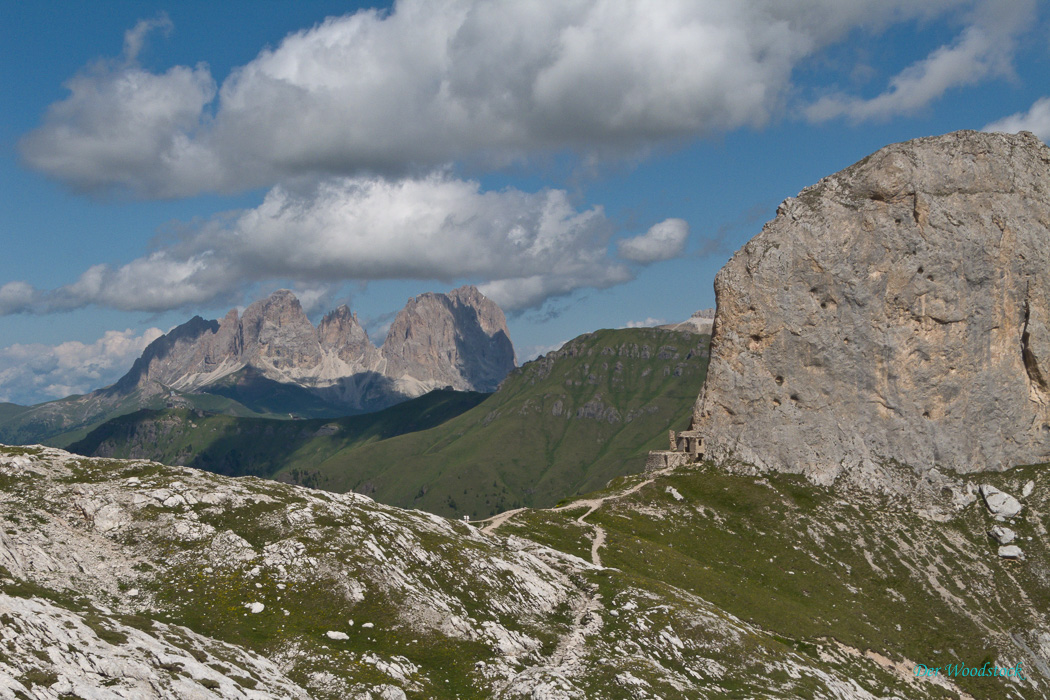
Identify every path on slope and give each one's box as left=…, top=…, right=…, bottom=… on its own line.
left=478, top=464, right=677, bottom=567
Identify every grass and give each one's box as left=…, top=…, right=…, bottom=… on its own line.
left=507, top=461, right=1050, bottom=700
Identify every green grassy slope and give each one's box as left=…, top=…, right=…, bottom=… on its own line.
left=501, top=461, right=1050, bottom=699
left=0, top=403, right=29, bottom=422
left=302, top=327, right=709, bottom=517
left=68, top=388, right=488, bottom=481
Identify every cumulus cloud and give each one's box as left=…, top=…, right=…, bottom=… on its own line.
left=984, top=97, right=1050, bottom=141
left=618, top=219, right=689, bottom=263
left=623, top=318, right=666, bottom=328
left=0, top=174, right=674, bottom=314
left=0, top=282, right=38, bottom=315
left=806, top=0, right=1035, bottom=123
left=19, top=14, right=216, bottom=196
left=0, top=328, right=163, bottom=405
left=19, top=0, right=997, bottom=197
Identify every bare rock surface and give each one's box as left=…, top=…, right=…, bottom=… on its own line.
left=382, top=285, right=516, bottom=394
left=981, top=484, right=1023, bottom=520
left=34, top=286, right=515, bottom=428
left=693, top=130, right=1050, bottom=482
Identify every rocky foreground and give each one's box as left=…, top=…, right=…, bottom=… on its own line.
left=0, top=444, right=1047, bottom=699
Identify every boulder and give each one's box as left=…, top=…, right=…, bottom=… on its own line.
left=998, top=545, right=1025, bottom=560
left=980, top=485, right=1023, bottom=520
left=988, top=525, right=1016, bottom=545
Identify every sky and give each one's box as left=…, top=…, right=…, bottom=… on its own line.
left=1, top=0, right=1049, bottom=405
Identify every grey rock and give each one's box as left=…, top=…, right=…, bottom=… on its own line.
left=96, top=286, right=514, bottom=417
left=980, top=484, right=1023, bottom=520
left=989, top=525, right=1016, bottom=545
left=1023, top=480, right=1035, bottom=498
left=998, top=545, right=1025, bottom=560
left=382, top=285, right=516, bottom=394
left=692, top=131, right=1050, bottom=483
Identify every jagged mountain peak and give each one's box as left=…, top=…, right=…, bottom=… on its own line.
left=383, top=285, right=515, bottom=394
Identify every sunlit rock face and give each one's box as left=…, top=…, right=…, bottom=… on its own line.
left=693, top=130, right=1050, bottom=483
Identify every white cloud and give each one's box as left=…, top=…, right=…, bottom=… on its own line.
left=618, top=218, right=689, bottom=263
left=0, top=282, right=38, bottom=315
left=984, top=97, right=1050, bottom=141
left=19, top=15, right=216, bottom=197
left=1, top=173, right=667, bottom=314
left=0, top=328, right=164, bottom=405
left=19, top=0, right=994, bottom=197
left=623, top=317, right=666, bottom=328
left=520, top=340, right=570, bottom=361
left=806, top=0, right=1035, bottom=123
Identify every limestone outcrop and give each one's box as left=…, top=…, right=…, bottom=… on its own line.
left=693, top=130, right=1050, bottom=482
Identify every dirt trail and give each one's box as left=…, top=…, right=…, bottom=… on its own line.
left=478, top=508, right=526, bottom=535
left=478, top=464, right=678, bottom=566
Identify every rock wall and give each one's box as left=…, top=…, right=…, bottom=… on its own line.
left=693, top=130, right=1050, bottom=482
left=382, top=285, right=516, bottom=393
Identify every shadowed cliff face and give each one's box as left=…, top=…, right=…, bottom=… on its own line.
left=694, top=130, right=1050, bottom=483
left=382, top=285, right=516, bottom=394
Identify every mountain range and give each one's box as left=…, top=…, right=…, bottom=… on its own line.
left=0, top=285, right=515, bottom=446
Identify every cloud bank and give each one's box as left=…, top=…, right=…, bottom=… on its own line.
left=19, top=0, right=1013, bottom=198
left=1, top=174, right=682, bottom=314
left=984, top=97, right=1050, bottom=141
left=0, top=328, right=163, bottom=405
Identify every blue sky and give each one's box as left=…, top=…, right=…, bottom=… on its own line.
left=1, top=0, right=1049, bottom=404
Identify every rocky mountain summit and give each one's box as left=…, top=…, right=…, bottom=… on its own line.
left=381, top=285, right=515, bottom=396
left=693, top=130, right=1050, bottom=483
left=0, top=286, right=515, bottom=445
left=120, top=285, right=513, bottom=410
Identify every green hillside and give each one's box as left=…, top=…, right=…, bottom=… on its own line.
left=303, top=327, right=709, bottom=517
left=69, top=388, right=488, bottom=481
left=0, top=370, right=396, bottom=448
left=496, top=460, right=1050, bottom=699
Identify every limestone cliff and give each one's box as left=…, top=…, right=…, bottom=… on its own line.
left=693, top=130, right=1050, bottom=482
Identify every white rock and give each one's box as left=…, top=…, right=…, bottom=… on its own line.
left=375, top=686, right=407, bottom=700
left=665, top=486, right=684, bottom=501
left=326, top=631, right=349, bottom=640
left=248, top=602, right=265, bottom=614
left=998, top=545, right=1024, bottom=560
left=1022, top=480, right=1034, bottom=498
left=979, top=485, right=1022, bottom=519
left=361, top=622, right=374, bottom=629
left=162, top=494, right=187, bottom=508
left=127, top=589, right=139, bottom=598
left=989, top=525, right=1016, bottom=545
left=93, top=503, right=130, bottom=533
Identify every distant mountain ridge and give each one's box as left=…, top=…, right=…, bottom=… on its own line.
left=0, top=285, right=515, bottom=445
left=116, top=285, right=513, bottom=409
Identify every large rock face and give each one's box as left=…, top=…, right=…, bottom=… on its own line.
left=693, top=130, right=1050, bottom=483
left=116, top=285, right=514, bottom=411
left=382, top=285, right=516, bottom=394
